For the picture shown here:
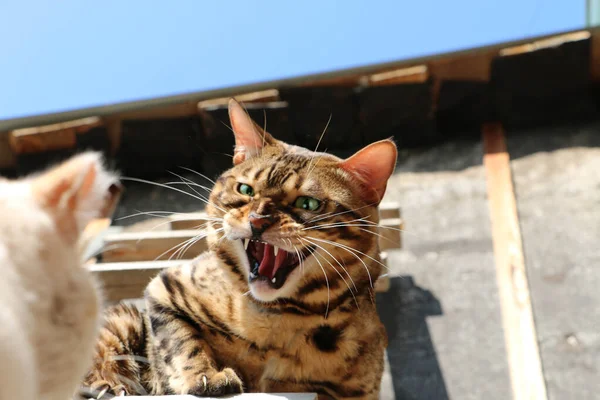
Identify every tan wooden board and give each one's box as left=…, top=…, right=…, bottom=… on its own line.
left=482, top=123, right=547, bottom=400
left=102, top=230, right=209, bottom=262
left=367, top=65, right=429, bottom=86
left=93, top=254, right=391, bottom=303
left=9, top=116, right=102, bottom=154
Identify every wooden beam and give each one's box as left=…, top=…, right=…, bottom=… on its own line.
left=197, top=89, right=280, bottom=108
left=429, top=50, right=496, bottom=81
left=9, top=117, right=102, bottom=154
left=113, top=102, right=199, bottom=120
left=591, top=29, right=600, bottom=81
left=0, top=132, right=16, bottom=169
left=102, top=230, right=208, bottom=262
left=482, top=123, right=547, bottom=400
left=499, top=30, right=590, bottom=57
left=93, top=253, right=391, bottom=303
left=367, top=65, right=429, bottom=86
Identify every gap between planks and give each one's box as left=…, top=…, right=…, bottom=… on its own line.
left=482, top=123, right=548, bottom=400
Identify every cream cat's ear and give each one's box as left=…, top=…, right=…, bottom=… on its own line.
left=32, top=152, right=121, bottom=243
left=228, top=98, right=275, bottom=165
left=340, top=139, right=398, bottom=205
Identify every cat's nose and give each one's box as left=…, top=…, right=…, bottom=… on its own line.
left=248, top=212, right=275, bottom=236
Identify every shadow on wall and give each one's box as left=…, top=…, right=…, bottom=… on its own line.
left=377, top=276, right=449, bottom=400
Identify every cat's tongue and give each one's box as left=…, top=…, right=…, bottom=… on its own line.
left=258, top=244, right=287, bottom=279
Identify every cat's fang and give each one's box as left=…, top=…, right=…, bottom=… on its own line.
left=273, top=246, right=279, bottom=256
left=244, top=239, right=250, bottom=250
left=271, top=277, right=276, bottom=283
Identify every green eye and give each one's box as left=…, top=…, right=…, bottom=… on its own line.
left=238, top=183, right=254, bottom=196
left=294, top=196, right=321, bottom=211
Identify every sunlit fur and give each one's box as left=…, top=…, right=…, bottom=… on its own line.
left=82, top=100, right=396, bottom=400
left=0, top=153, right=118, bottom=400
left=209, top=142, right=384, bottom=303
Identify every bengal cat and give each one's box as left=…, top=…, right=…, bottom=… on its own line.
left=82, top=99, right=397, bottom=399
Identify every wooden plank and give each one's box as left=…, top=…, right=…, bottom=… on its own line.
left=429, top=50, right=496, bottom=81
left=9, top=117, right=102, bottom=154
left=169, top=213, right=211, bottom=230
left=197, top=89, right=280, bottom=108
left=102, top=230, right=208, bottom=262
left=104, top=117, right=122, bottom=155
left=591, top=29, right=600, bottom=81
left=91, top=260, right=181, bottom=302
left=114, top=102, right=199, bottom=120
left=378, top=218, right=403, bottom=251
left=0, top=132, right=16, bottom=169
left=499, top=31, right=590, bottom=57
left=367, top=65, right=429, bottom=86
left=482, top=123, right=547, bottom=400
left=94, top=251, right=390, bottom=303
left=379, top=202, right=401, bottom=219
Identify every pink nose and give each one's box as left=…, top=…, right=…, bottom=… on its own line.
left=248, top=212, right=273, bottom=233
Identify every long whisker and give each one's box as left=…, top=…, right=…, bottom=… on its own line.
left=171, top=234, right=205, bottom=260
left=301, top=238, right=358, bottom=309
left=308, top=236, right=389, bottom=274
left=300, top=237, right=357, bottom=292
left=304, top=114, right=333, bottom=181
left=304, top=223, right=414, bottom=237
left=303, top=217, right=373, bottom=230
left=115, top=210, right=222, bottom=223
left=178, top=166, right=216, bottom=185
left=172, top=173, right=214, bottom=194
left=167, top=172, right=227, bottom=214
left=291, top=243, right=305, bottom=276
left=154, top=229, right=220, bottom=261
left=120, top=177, right=212, bottom=204
left=308, top=247, right=330, bottom=319
left=163, top=180, right=212, bottom=196
left=305, top=237, right=376, bottom=288
left=306, top=202, right=378, bottom=224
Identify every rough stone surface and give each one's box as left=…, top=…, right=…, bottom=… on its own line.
left=508, top=123, right=600, bottom=400
left=379, top=158, right=512, bottom=400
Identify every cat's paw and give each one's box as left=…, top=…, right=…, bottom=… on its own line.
left=83, top=379, right=128, bottom=399
left=189, top=368, right=244, bottom=396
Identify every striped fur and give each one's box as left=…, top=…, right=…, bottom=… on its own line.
left=82, top=100, right=396, bottom=399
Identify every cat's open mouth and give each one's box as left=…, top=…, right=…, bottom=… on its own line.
left=244, top=240, right=302, bottom=289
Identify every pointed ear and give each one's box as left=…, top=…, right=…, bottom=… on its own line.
left=339, top=139, right=397, bottom=205
left=32, top=152, right=121, bottom=243
left=228, top=98, right=275, bottom=165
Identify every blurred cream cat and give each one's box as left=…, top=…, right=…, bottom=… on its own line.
left=0, top=152, right=119, bottom=400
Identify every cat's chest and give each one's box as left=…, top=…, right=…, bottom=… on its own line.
left=205, top=310, right=360, bottom=386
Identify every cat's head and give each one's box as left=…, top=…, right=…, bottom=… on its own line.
left=0, top=152, right=120, bottom=273
left=207, top=100, right=397, bottom=304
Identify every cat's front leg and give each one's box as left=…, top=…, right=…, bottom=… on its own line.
left=146, top=272, right=244, bottom=396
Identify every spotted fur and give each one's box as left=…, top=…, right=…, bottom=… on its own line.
left=82, top=100, right=397, bottom=399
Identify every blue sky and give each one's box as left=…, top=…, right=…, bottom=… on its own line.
left=0, top=1, right=586, bottom=121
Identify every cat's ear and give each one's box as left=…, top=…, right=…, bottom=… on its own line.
left=228, top=98, right=275, bottom=165
left=339, top=139, right=398, bottom=205
left=32, top=152, right=121, bottom=243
